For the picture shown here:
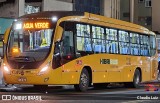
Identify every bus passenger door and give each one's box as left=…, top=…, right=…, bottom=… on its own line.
left=60, top=22, right=78, bottom=84
left=60, top=22, right=75, bottom=64
left=52, top=21, right=76, bottom=84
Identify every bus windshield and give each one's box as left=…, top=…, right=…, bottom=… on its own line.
left=7, top=28, right=53, bottom=62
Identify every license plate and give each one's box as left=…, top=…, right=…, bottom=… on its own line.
left=18, top=77, right=27, bottom=82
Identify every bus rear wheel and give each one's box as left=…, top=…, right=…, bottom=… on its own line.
left=74, top=69, right=89, bottom=92
left=124, top=69, right=141, bottom=88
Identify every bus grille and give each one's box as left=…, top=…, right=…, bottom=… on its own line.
left=8, top=61, right=42, bottom=69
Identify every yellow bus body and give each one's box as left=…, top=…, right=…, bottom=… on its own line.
left=3, top=12, right=158, bottom=86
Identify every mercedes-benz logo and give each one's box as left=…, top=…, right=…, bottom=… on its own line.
left=20, top=71, right=24, bottom=76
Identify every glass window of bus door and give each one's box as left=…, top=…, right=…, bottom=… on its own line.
left=61, top=22, right=75, bottom=64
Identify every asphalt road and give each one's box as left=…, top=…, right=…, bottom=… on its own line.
left=0, top=83, right=159, bottom=103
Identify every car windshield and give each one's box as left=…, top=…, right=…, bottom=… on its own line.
left=7, top=28, right=53, bottom=62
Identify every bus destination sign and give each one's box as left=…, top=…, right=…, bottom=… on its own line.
left=23, top=22, right=50, bottom=29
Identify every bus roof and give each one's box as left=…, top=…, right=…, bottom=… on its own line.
left=87, top=13, right=150, bottom=34
left=18, top=11, right=153, bottom=35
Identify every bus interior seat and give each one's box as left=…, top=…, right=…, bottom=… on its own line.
left=94, top=44, right=102, bottom=53
left=85, top=44, right=92, bottom=51
left=102, top=45, right=105, bottom=53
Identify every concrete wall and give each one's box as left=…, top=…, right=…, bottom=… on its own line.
left=120, top=0, right=130, bottom=22
left=136, top=0, right=151, bottom=30
left=58, top=0, right=72, bottom=3
left=0, top=0, right=73, bottom=18
left=152, top=0, right=160, bottom=33
left=0, top=0, right=18, bottom=18
left=19, top=0, right=25, bottom=17
left=42, top=0, right=73, bottom=11
left=104, top=0, right=120, bottom=19
left=103, top=0, right=111, bottom=17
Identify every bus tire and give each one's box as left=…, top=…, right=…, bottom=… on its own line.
left=74, top=69, right=89, bottom=92
left=124, top=69, right=141, bottom=88
left=93, top=83, right=109, bottom=89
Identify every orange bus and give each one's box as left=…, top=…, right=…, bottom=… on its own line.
left=2, top=11, right=158, bottom=91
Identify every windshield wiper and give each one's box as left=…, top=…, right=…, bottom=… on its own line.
left=14, top=56, right=36, bottom=62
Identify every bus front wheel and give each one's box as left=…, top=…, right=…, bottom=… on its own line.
left=124, top=69, right=141, bottom=88
left=74, top=69, right=89, bottom=92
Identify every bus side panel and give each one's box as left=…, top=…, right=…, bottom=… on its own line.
left=121, top=56, right=136, bottom=82
left=121, top=56, right=151, bottom=82
left=141, top=57, right=151, bottom=82
left=61, top=61, right=81, bottom=84
left=122, top=66, right=134, bottom=82
left=151, top=57, right=158, bottom=80
left=87, top=54, right=121, bottom=83
left=92, top=71, right=108, bottom=83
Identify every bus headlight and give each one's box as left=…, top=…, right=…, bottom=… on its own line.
left=41, top=66, right=49, bottom=72
left=4, top=65, right=10, bottom=74
left=37, top=64, right=50, bottom=75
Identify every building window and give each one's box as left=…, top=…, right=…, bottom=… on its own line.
left=25, top=5, right=41, bottom=14
left=145, top=0, right=151, bottom=7
left=74, top=0, right=101, bottom=14
left=139, top=0, right=144, bottom=3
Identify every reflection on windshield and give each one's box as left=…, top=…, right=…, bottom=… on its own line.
left=21, top=29, right=52, bottom=52
left=7, top=29, right=53, bottom=62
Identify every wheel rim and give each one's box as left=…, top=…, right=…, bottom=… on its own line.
left=80, top=73, right=88, bottom=87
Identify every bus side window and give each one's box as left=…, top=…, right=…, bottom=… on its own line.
left=130, top=33, right=140, bottom=55
left=62, top=31, right=74, bottom=57
left=76, top=24, right=92, bottom=56
left=107, top=29, right=118, bottom=54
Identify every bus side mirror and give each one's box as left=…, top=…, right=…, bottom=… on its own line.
left=54, top=41, right=61, bottom=55
left=53, top=41, right=62, bottom=69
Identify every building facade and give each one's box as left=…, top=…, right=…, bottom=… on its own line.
left=152, top=0, right=160, bottom=34
left=0, top=0, right=120, bottom=19
left=0, top=0, right=158, bottom=33
left=120, top=0, right=152, bottom=30
left=152, top=0, right=160, bottom=52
